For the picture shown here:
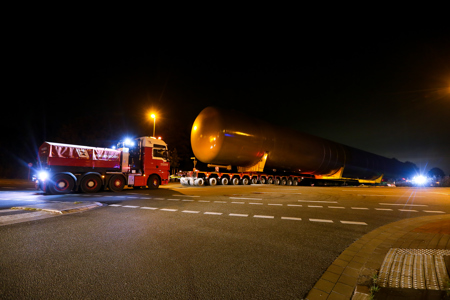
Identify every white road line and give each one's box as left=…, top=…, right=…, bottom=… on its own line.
left=399, top=209, right=418, bottom=212
left=160, top=209, right=178, bottom=212
left=351, top=207, right=369, bottom=210
left=423, top=210, right=446, bottom=213
left=254, top=215, right=274, bottom=219
left=308, top=205, right=323, bottom=208
left=123, top=205, right=139, bottom=208
left=172, top=195, right=200, bottom=197
left=141, top=207, right=158, bottom=210
left=375, top=208, right=393, bottom=211
left=268, top=203, right=282, bottom=206
left=231, top=202, right=245, bottom=204
left=340, top=221, right=367, bottom=225
left=309, top=218, right=333, bottom=223
left=141, top=197, right=152, bottom=199
left=204, top=212, right=222, bottom=215
left=109, top=204, right=122, bottom=207
left=214, top=201, right=227, bottom=203
left=249, top=203, right=263, bottom=205
left=287, top=204, right=302, bottom=207
left=281, top=217, right=302, bottom=221
left=229, top=197, right=262, bottom=200
left=153, top=198, right=165, bottom=200
left=182, top=200, right=194, bottom=202
left=126, top=197, right=138, bottom=199
left=182, top=210, right=200, bottom=213
left=229, top=213, right=248, bottom=217
left=198, top=200, right=210, bottom=202
left=379, top=203, right=427, bottom=207
left=168, top=199, right=179, bottom=201
left=329, top=206, right=345, bottom=209
left=298, top=200, right=338, bottom=203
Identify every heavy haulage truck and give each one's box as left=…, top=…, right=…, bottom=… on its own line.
left=181, top=107, right=416, bottom=186
left=34, top=136, right=170, bottom=194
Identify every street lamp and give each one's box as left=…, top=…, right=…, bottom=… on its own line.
left=151, top=114, right=156, bottom=137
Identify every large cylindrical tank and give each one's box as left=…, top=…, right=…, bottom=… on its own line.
left=191, top=107, right=415, bottom=180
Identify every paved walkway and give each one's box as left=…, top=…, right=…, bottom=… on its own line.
left=306, top=214, right=450, bottom=299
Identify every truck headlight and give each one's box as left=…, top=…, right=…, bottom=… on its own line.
left=38, top=171, right=49, bottom=181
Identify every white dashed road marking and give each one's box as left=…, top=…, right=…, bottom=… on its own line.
left=254, top=215, right=274, bottom=219
left=229, top=197, right=262, bottom=200
left=298, top=200, right=338, bottom=203
left=182, top=210, right=200, bottom=214
left=229, top=213, right=248, bottom=217
left=379, top=203, right=427, bottom=206
left=329, top=206, right=345, bottom=209
left=281, top=217, right=302, bottom=221
left=351, top=207, right=369, bottom=210
left=122, top=205, right=139, bottom=208
left=141, top=207, right=158, bottom=210
left=340, top=221, right=367, bottom=225
left=204, top=212, right=222, bottom=215
left=309, top=218, right=333, bottom=223
left=423, top=210, right=446, bottom=214
left=160, top=209, right=178, bottom=212
left=172, top=195, right=200, bottom=197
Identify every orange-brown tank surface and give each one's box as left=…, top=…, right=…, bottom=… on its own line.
left=191, top=107, right=415, bottom=180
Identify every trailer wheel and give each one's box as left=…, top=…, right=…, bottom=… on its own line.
left=293, top=179, right=299, bottom=186
left=241, top=178, right=250, bottom=185
left=231, top=177, right=240, bottom=185
left=109, top=175, right=125, bottom=192
left=260, top=177, right=267, bottom=184
left=49, top=174, right=74, bottom=194
left=287, top=179, right=293, bottom=186
left=194, top=178, right=205, bottom=186
left=220, top=177, right=229, bottom=185
left=80, top=174, right=102, bottom=193
left=209, top=177, right=218, bottom=186
left=281, top=178, right=287, bottom=185
left=275, top=178, right=281, bottom=185
left=148, top=175, right=160, bottom=189
left=251, top=177, right=258, bottom=184
left=268, top=177, right=274, bottom=184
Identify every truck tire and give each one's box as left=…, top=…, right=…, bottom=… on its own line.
left=194, top=178, right=205, bottom=186
left=251, top=177, right=258, bottom=184
left=80, top=174, right=102, bottom=193
left=148, top=175, right=160, bottom=189
left=293, top=179, right=299, bottom=186
left=287, top=179, right=293, bottom=186
left=231, top=177, right=240, bottom=185
left=281, top=178, right=287, bottom=185
left=260, top=177, right=267, bottom=184
left=241, top=178, right=250, bottom=185
left=220, top=177, right=229, bottom=185
left=109, top=175, right=125, bottom=192
left=209, top=177, right=218, bottom=186
left=275, top=178, right=281, bottom=185
left=49, top=174, right=74, bottom=194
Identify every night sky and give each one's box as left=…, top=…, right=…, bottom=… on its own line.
left=2, top=27, right=450, bottom=178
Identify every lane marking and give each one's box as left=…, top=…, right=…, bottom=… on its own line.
left=310, top=218, right=333, bottom=223
left=268, top=203, right=282, bottom=206
left=182, top=199, right=194, bottom=202
left=351, top=207, right=369, bottom=210
left=142, top=197, right=151, bottom=199
left=231, top=202, right=245, bottom=204
left=254, top=215, right=274, bottom=219
left=287, top=204, right=302, bottom=207
left=141, top=207, right=158, bottom=210
left=109, top=204, right=122, bottom=207
left=122, top=205, right=139, bottom=208
left=329, top=206, right=345, bottom=209
left=229, top=213, right=248, bottom=217
left=182, top=210, right=200, bottom=214
left=249, top=202, right=263, bottom=205
left=340, top=221, right=367, bottom=225
left=379, top=203, right=427, bottom=207
left=198, top=200, right=210, bottom=202
left=399, top=209, right=418, bottom=212
left=298, top=200, right=338, bottom=203
left=308, top=205, right=323, bottom=208
left=160, top=209, right=178, bottom=212
left=214, top=201, right=227, bottom=203
left=281, top=217, right=302, bottom=221
left=204, top=212, right=222, bottom=215
left=153, top=198, right=165, bottom=200
left=126, top=197, right=138, bottom=199
left=229, top=197, right=262, bottom=200
left=172, top=195, right=200, bottom=197
left=423, top=210, right=446, bottom=213
left=375, top=208, right=393, bottom=211
left=168, top=199, right=179, bottom=201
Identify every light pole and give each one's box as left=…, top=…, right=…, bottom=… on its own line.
left=151, top=114, right=156, bottom=137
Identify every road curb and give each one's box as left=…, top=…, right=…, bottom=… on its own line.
left=305, top=214, right=450, bottom=300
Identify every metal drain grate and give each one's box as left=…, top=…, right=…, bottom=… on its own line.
left=378, top=248, right=450, bottom=290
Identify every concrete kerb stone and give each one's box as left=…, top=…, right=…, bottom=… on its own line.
left=305, top=214, right=450, bottom=300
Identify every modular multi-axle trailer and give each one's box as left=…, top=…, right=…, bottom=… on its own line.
left=181, top=107, right=416, bottom=186
left=34, top=136, right=170, bottom=194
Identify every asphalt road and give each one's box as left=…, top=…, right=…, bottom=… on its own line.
left=1, top=181, right=449, bottom=299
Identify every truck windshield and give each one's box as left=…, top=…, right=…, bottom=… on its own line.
left=153, top=147, right=167, bottom=159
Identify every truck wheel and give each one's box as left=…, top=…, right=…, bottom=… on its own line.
left=281, top=178, right=287, bottom=185
left=220, top=177, right=229, bottom=185
left=251, top=177, right=258, bottom=184
left=287, top=179, right=293, bottom=186
left=194, top=178, right=205, bottom=186
left=49, top=174, right=74, bottom=194
left=275, top=178, right=281, bottom=185
left=293, top=179, right=299, bottom=186
left=231, top=178, right=240, bottom=185
left=148, top=175, right=160, bottom=189
left=80, top=174, right=102, bottom=193
left=209, top=177, right=217, bottom=186
left=260, top=177, right=267, bottom=184
left=268, top=177, right=274, bottom=184
left=241, top=178, right=250, bottom=185
left=109, top=175, right=125, bottom=192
